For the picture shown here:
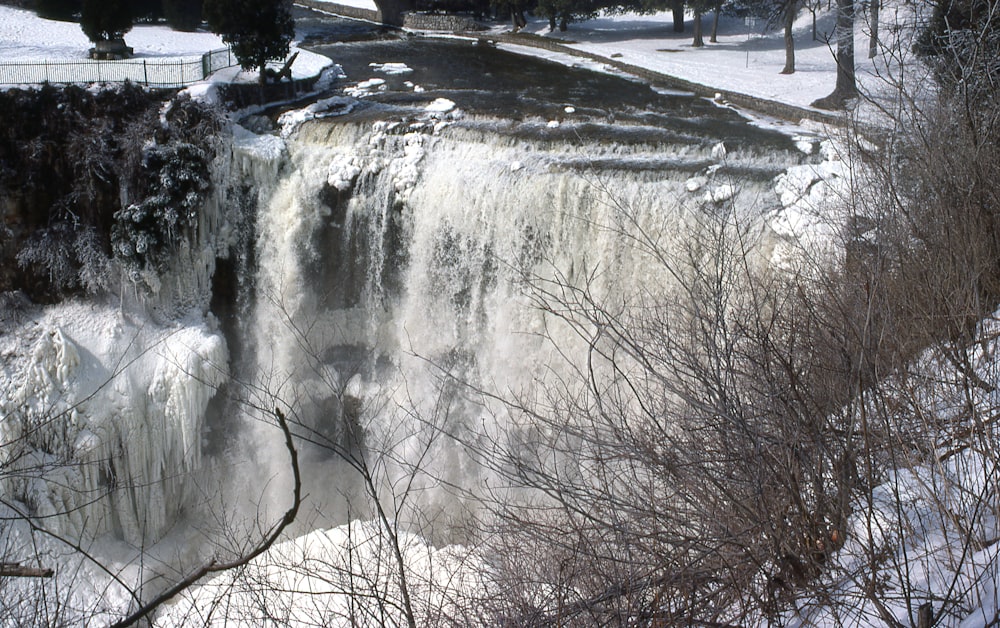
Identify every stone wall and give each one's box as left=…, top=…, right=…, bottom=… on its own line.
left=403, top=12, right=484, bottom=32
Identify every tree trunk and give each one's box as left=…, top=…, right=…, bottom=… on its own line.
left=511, top=7, right=526, bottom=30
left=811, top=0, right=857, bottom=109
left=671, top=0, right=685, bottom=32
left=710, top=1, right=721, bottom=42
left=781, top=0, right=796, bottom=74
left=868, top=0, right=880, bottom=58
left=693, top=9, right=704, bottom=47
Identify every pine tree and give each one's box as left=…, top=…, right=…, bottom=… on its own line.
left=163, top=0, right=204, bottom=31
left=35, top=0, right=81, bottom=22
left=204, top=0, right=295, bottom=84
left=80, top=0, right=133, bottom=43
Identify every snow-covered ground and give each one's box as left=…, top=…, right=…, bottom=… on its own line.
left=306, top=0, right=925, bottom=113
left=0, top=6, right=224, bottom=60
left=518, top=8, right=924, bottom=111
left=0, top=5, right=333, bottom=85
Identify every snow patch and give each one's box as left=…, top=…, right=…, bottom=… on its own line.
left=277, top=96, right=356, bottom=137
left=346, top=77, right=387, bottom=98
left=425, top=97, right=456, bottom=113
left=370, top=62, right=413, bottom=75
left=156, top=521, right=491, bottom=627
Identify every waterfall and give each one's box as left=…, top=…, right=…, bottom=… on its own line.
left=235, top=113, right=800, bottom=532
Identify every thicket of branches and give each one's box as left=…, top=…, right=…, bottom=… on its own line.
left=443, top=6, right=1000, bottom=625
left=0, top=84, right=222, bottom=301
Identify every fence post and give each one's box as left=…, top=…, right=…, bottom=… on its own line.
left=143, top=60, right=148, bottom=86
left=44, top=60, right=49, bottom=82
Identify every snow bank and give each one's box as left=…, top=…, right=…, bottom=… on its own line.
left=156, top=521, right=491, bottom=627
left=766, top=137, right=850, bottom=268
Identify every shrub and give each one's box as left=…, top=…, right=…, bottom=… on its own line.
left=112, top=142, right=212, bottom=275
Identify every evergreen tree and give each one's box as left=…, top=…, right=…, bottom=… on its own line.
left=164, top=0, right=204, bottom=30
left=80, top=0, right=133, bottom=43
left=204, top=0, right=295, bottom=84
left=35, top=0, right=81, bottom=22
left=130, top=0, right=163, bottom=22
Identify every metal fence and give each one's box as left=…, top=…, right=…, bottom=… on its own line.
left=0, top=47, right=237, bottom=88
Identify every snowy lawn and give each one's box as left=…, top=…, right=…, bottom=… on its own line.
left=0, top=6, right=334, bottom=85
left=505, top=5, right=929, bottom=112
left=0, top=6, right=225, bottom=60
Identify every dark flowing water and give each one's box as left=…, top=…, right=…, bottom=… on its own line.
left=295, top=9, right=797, bottom=152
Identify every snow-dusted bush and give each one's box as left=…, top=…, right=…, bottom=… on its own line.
left=113, top=141, right=212, bottom=275
left=16, top=224, right=113, bottom=294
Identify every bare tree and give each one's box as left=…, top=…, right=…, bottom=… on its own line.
left=813, top=0, right=858, bottom=108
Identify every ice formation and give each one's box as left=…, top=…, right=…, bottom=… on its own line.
left=0, top=304, right=228, bottom=544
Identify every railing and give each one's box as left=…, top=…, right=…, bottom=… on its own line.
left=0, top=47, right=237, bottom=87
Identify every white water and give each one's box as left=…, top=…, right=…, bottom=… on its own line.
left=234, top=113, right=805, bottom=533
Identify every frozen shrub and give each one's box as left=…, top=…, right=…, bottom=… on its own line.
left=16, top=225, right=114, bottom=296
left=112, top=142, right=211, bottom=275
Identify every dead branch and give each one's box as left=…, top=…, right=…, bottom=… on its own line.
left=0, top=562, right=54, bottom=578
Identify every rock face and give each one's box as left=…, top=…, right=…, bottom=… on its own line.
left=0, top=84, right=221, bottom=302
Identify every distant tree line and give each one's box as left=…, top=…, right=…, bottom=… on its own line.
left=34, top=0, right=204, bottom=30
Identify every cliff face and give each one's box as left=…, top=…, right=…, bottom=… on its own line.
left=0, top=83, right=222, bottom=303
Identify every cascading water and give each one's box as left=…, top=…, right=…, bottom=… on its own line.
left=230, top=83, right=815, bottom=536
